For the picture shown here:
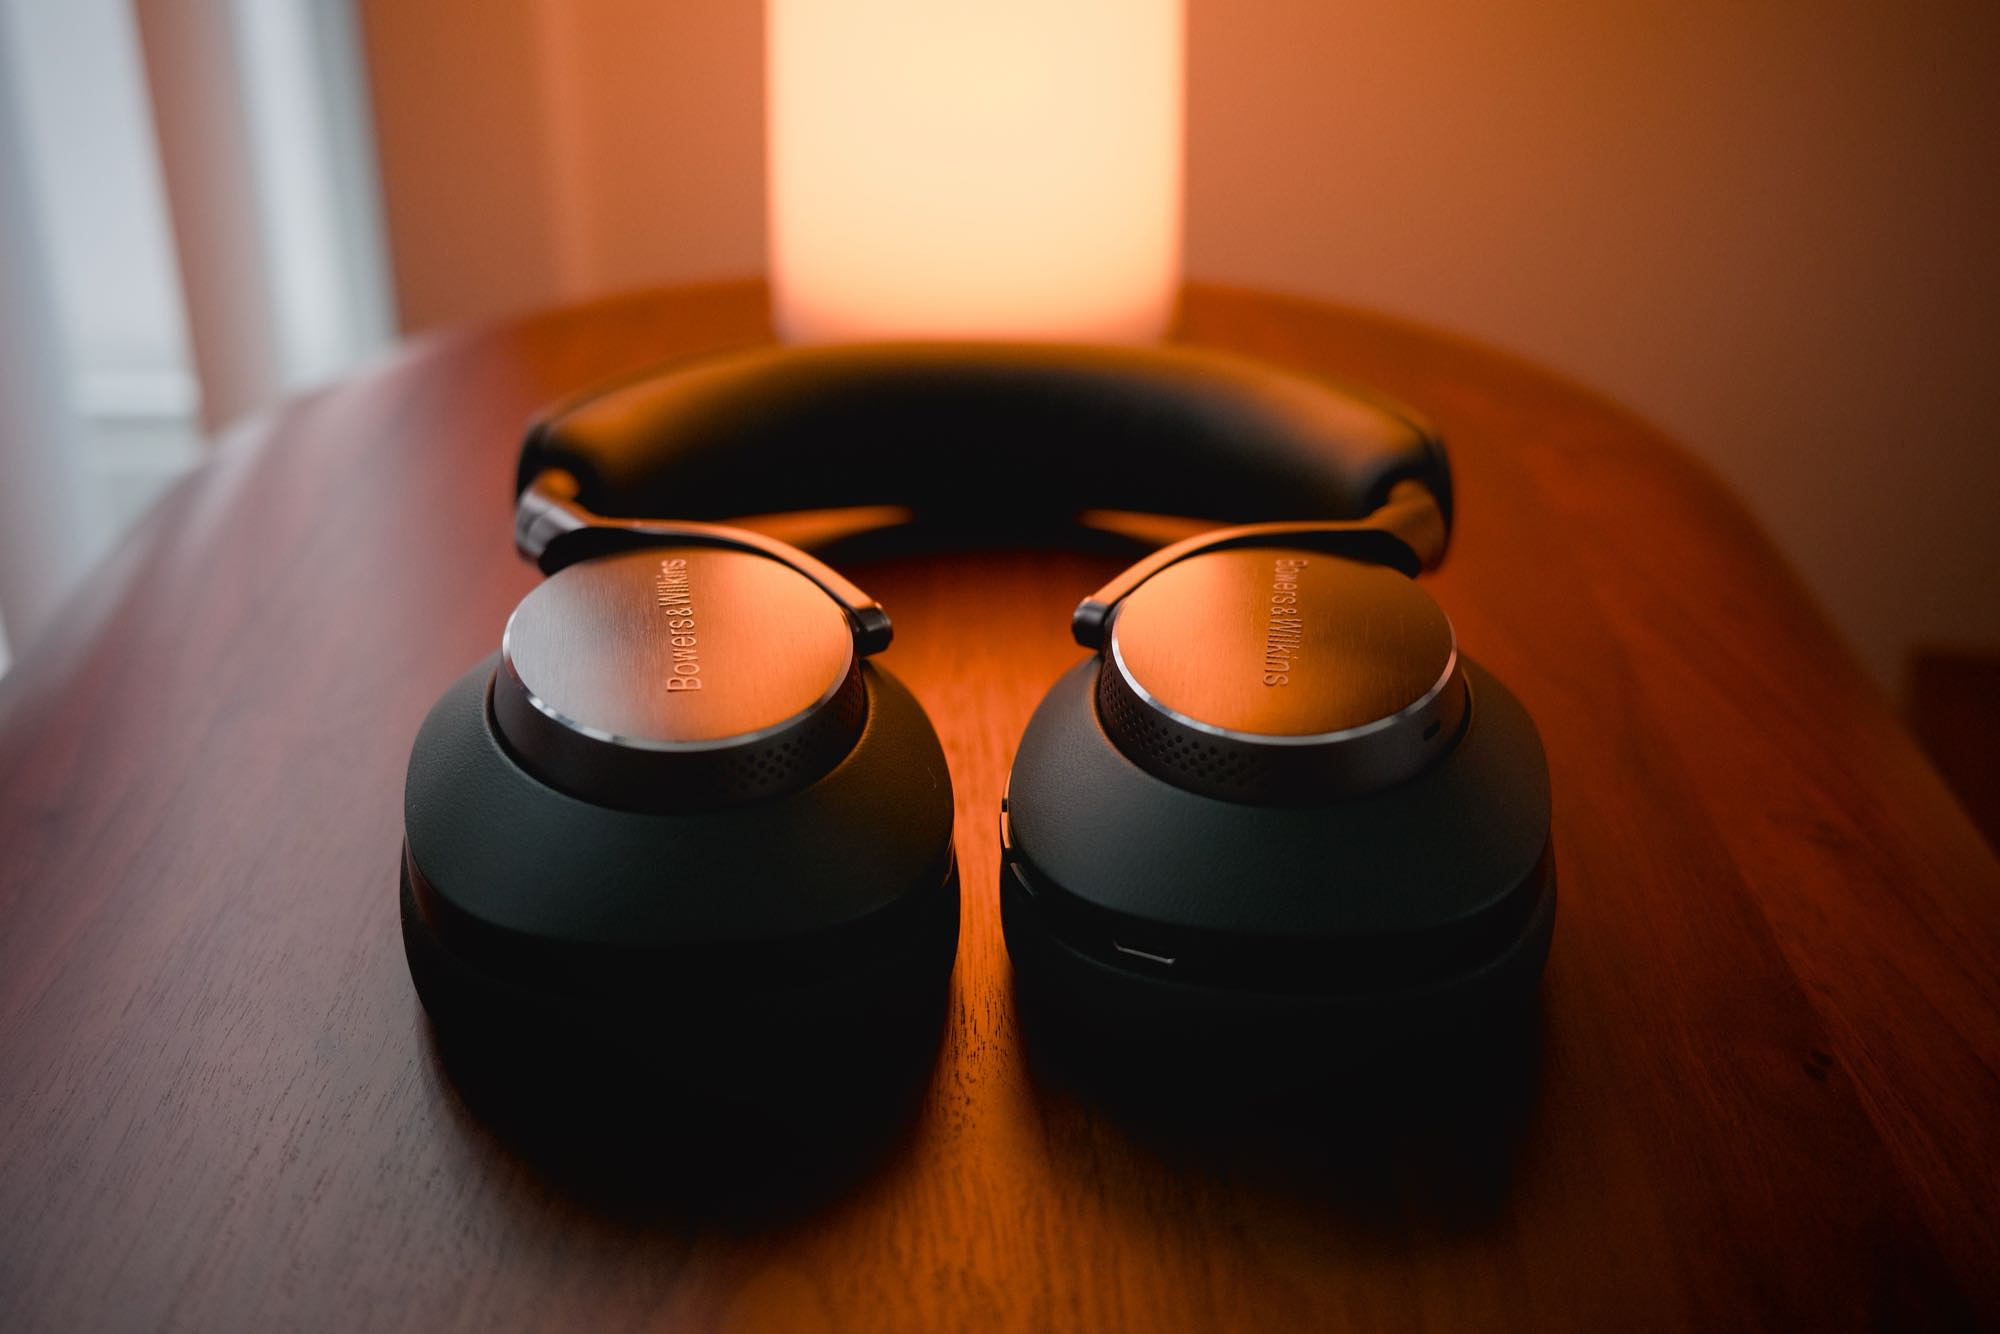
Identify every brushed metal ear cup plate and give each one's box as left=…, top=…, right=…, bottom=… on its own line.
left=1096, top=548, right=1467, bottom=802
left=494, top=546, right=867, bottom=811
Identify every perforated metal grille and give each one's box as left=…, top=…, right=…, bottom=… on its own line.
left=1096, top=666, right=1291, bottom=802
left=1095, top=656, right=1469, bottom=805
left=713, top=663, right=868, bottom=800
left=495, top=659, right=869, bottom=813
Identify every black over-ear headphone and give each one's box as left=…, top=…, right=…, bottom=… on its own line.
left=399, top=342, right=1553, bottom=1100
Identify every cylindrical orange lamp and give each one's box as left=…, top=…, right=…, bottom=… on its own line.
left=768, top=0, right=1185, bottom=344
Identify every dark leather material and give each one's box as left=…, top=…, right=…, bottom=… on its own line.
left=405, top=655, right=957, bottom=992
left=1003, top=658, right=1551, bottom=989
left=518, top=341, right=1453, bottom=538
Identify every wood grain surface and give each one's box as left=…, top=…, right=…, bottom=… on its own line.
left=2, top=282, right=1996, bottom=1332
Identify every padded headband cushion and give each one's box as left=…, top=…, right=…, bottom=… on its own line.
left=518, top=342, right=1453, bottom=536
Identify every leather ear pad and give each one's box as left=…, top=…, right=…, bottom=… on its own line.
left=1000, top=657, right=1554, bottom=1087
left=401, top=653, right=958, bottom=1100
left=519, top=342, right=1452, bottom=538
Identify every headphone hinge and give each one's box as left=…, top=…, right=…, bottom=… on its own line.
left=515, top=469, right=894, bottom=655
left=1070, top=481, right=1447, bottom=650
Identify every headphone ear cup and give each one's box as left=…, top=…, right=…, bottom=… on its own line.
left=1000, top=654, right=1554, bottom=1093
left=400, top=653, right=958, bottom=1112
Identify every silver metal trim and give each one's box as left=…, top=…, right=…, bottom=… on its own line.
left=1105, top=614, right=1462, bottom=748
left=514, top=469, right=893, bottom=655
left=498, top=605, right=856, bottom=754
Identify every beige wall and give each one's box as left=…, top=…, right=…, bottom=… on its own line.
left=358, top=0, right=1999, bottom=696
left=360, top=0, right=763, bottom=331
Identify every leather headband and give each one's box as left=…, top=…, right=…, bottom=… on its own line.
left=518, top=341, right=1453, bottom=542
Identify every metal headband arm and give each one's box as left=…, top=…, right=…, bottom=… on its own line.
left=514, top=470, right=894, bottom=655
left=1070, top=480, right=1449, bottom=649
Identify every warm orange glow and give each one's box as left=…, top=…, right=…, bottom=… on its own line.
left=768, top=0, right=1184, bottom=344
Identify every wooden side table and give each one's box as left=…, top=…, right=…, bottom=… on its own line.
left=2, top=282, right=1995, bottom=1331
